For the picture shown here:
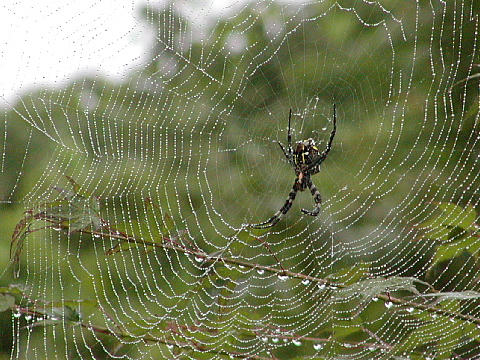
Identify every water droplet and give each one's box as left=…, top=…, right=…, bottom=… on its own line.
left=313, top=343, right=323, bottom=350
left=368, top=346, right=375, bottom=351
left=344, top=343, right=353, bottom=348
left=283, top=338, right=288, bottom=343
left=261, top=337, right=268, bottom=343
left=342, top=186, right=348, bottom=191
left=238, top=265, right=246, bottom=269
left=322, top=127, right=327, bottom=131
left=385, top=301, right=393, bottom=309
left=13, top=312, right=21, bottom=318
left=318, top=284, right=326, bottom=290
left=301, top=279, right=310, bottom=285
left=277, top=274, right=288, bottom=281
left=256, top=269, right=265, bottom=275
left=406, top=307, right=414, bottom=313
left=93, top=233, right=101, bottom=238
left=52, top=227, right=61, bottom=232
left=194, top=256, right=203, bottom=263
left=292, top=339, right=301, bottom=346
left=372, top=297, right=378, bottom=302
left=167, top=344, right=174, bottom=349
left=426, top=357, right=433, bottom=360
left=24, top=315, right=32, bottom=321
left=432, top=314, right=437, bottom=319
left=271, top=337, right=279, bottom=343
left=329, top=285, right=337, bottom=290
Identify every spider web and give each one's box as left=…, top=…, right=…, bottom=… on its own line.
left=2, top=0, right=480, bottom=359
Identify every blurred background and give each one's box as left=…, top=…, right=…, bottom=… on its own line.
left=1, top=0, right=480, bottom=358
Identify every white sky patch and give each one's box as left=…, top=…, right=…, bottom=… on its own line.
left=0, top=0, right=259, bottom=108
left=0, top=1, right=154, bottom=107
left=0, top=0, right=294, bottom=108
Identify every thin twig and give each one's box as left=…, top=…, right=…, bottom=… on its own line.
left=82, top=227, right=480, bottom=327
left=361, top=327, right=392, bottom=351
left=80, top=323, right=273, bottom=359
left=254, top=236, right=286, bottom=274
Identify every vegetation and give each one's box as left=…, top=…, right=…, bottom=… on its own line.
left=1, top=1, right=480, bottom=359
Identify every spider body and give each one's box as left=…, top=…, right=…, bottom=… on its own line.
left=293, top=138, right=320, bottom=179
left=251, top=105, right=336, bottom=229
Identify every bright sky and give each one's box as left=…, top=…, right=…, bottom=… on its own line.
left=0, top=0, right=249, bottom=107
left=0, top=1, right=153, bottom=107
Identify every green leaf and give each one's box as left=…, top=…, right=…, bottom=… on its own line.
left=43, top=305, right=81, bottom=323
left=10, top=176, right=103, bottom=276
left=0, top=294, right=15, bottom=312
left=421, top=290, right=480, bottom=300
left=397, top=300, right=475, bottom=358
left=436, top=202, right=477, bottom=230
left=418, top=203, right=477, bottom=241
left=433, top=235, right=480, bottom=264
left=333, top=277, right=425, bottom=302
left=44, top=193, right=102, bottom=232
left=0, top=285, right=26, bottom=297
left=10, top=213, right=34, bottom=278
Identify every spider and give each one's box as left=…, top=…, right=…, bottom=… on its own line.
left=251, top=104, right=336, bottom=229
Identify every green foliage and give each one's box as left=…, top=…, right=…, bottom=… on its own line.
left=2, top=0, right=480, bottom=358
left=433, top=235, right=480, bottom=264
left=9, top=175, right=102, bottom=278
left=0, top=294, right=15, bottom=312
left=9, top=213, right=34, bottom=278
left=396, top=301, right=479, bottom=358
left=105, top=198, right=182, bottom=255
left=8, top=175, right=480, bottom=358
left=418, top=202, right=480, bottom=266
left=418, top=202, right=477, bottom=241
left=331, top=276, right=424, bottom=302
left=421, top=290, right=480, bottom=300
left=38, top=305, right=81, bottom=325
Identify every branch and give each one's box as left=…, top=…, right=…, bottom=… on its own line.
left=80, top=323, right=274, bottom=360
left=83, top=227, right=480, bottom=327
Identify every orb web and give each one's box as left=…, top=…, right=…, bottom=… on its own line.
left=2, top=0, right=480, bottom=359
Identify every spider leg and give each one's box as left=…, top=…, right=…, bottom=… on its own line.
left=307, top=103, right=336, bottom=171
left=308, top=164, right=321, bottom=176
left=288, top=108, right=292, bottom=152
left=301, top=178, right=322, bottom=216
left=322, top=103, right=336, bottom=158
left=275, top=141, right=294, bottom=166
left=250, top=181, right=298, bottom=228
